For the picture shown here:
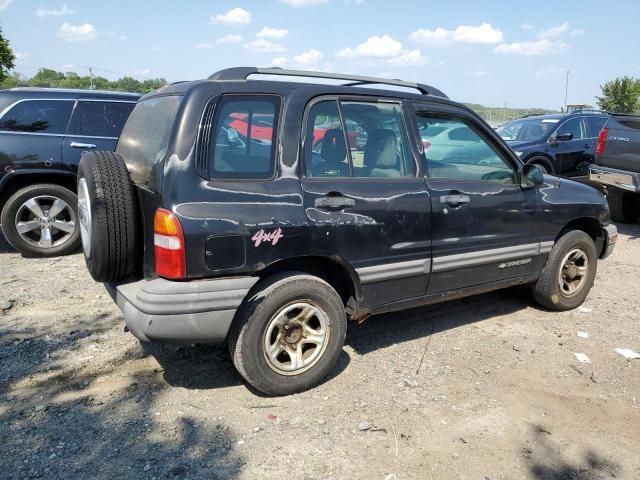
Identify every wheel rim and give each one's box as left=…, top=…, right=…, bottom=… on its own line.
left=262, top=301, right=331, bottom=376
left=14, top=195, right=76, bottom=249
left=77, top=178, right=92, bottom=258
left=557, top=248, right=589, bottom=297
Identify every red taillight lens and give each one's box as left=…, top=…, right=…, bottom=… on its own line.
left=596, top=127, right=608, bottom=156
left=154, top=208, right=185, bottom=279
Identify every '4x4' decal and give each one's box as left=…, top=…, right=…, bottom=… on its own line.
left=252, top=228, right=284, bottom=247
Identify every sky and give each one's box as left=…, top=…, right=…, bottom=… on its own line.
left=2, top=0, right=639, bottom=109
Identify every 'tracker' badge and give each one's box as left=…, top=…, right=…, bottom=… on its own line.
left=252, top=228, right=284, bottom=247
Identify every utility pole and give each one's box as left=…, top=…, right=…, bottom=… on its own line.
left=89, top=67, right=95, bottom=90
left=564, top=70, right=570, bottom=112
left=502, top=102, right=507, bottom=122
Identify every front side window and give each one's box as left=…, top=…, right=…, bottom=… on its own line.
left=416, top=114, right=516, bottom=184
left=305, top=99, right=413, bottom=178
left=210, top=95, right=280, bottom=179
left=556, top=117, right=584, bottom=140
left=68, top=101, right=135, bottom=138
left=0, top=99, right=74, bottom=134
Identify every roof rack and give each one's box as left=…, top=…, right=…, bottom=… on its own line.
left=208, top=67, right=448, bottom=99
left=9, top=87, right=139, bottom=96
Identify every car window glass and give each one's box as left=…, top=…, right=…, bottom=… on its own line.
left=557, top=118, right=584, bottom=140
left=305, top=100, right=350, bottom=177
left=0, top=100, right=73, bottom=134
left=416, top=114, right=516, bottom=184
left=68, top=101, right=134, bottom=138
left=116, top=95, right=181, bottom=188
left=210, top=96, right=279, bottom=179
left=340, top=101, right=413, bottom=178
left=584, top=117, right=608, bottom=137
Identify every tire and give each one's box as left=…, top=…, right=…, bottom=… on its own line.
left=0, top=184, right=80, bottom=257
left=228, top=272, right=347, bottom=396
left=607, top=187, right=639, bottom=224
left=77, top=151, right=140, bottom=282
left=532, top=230, right=598, bottom=311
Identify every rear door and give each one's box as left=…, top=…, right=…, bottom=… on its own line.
left=411, top=102, right=542, bottom=294
left=62, top=100, right=135, bottom=169
left=0, top=98, right=74, bottom=172
left=301, top=97, right=432, bottom=307
left=553, top=117, right=590, bottom=176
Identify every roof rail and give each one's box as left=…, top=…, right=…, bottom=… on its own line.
left=208, top=67, right=448, bottom=99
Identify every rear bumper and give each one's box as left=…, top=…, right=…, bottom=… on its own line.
left=589, top=165, right=640, bottom=193
left=106, top=276, right=258, bottom=344
left=601, top=224, right=618, bottom=260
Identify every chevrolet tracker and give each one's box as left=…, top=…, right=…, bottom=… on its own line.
left=76, top=67, right=617, bottom=395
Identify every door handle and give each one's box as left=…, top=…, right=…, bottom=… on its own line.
left=440, top=194, right=470, bottom=207
left=70, top=142, right=97, bottom=149
left=315, top=194, right=355, bottom=211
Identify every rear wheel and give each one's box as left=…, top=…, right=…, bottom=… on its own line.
left=532, top=230, right=598, bottom=311
left=607, top=187, right=639, bottom=223
left=0, top=184, right=80, bottom=257
left=229, top=272, right=347, bottom=395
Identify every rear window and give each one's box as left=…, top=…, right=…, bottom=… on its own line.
left=0, top=99, right=74, bottom=134
left=68, top=101, right=135, bottom=138
left=116, top=96, right=181, bottom=188
left=209, top=95, right=280, bottom=179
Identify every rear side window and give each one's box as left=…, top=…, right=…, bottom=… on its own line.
left=0, top=99, right=74, bottom=134
left=585, top=116, right=608, bottom=137
left=68, top=101, right=134, bottom=138
left=116, top=96, right=181, bottom=188
left=209, top=95, right=280, bottom=179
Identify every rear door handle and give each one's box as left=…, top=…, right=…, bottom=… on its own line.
left=70, top=142, right=97, bottom=149
left=440, top=194, right=470, bottom=207
left=315, top=194, right=356, bottom=211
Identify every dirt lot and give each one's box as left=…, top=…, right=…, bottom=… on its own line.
left=1, top=225, right=639, bottom=480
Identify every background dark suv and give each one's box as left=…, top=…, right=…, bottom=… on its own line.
left=496, top=111, right=609, bottom=177
left=0, top=87, right=139, bottom=256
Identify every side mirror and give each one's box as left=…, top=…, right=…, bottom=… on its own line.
left=555, top=132, right=574, bottom=142
left=521, top=163, right=545, bottom=189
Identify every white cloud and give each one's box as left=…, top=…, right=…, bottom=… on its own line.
left=409, top=22, right=503, bottom=45
left=14, top=52, right=28, bottom=61
left=134, top=68, right=151, bottom=77
left=244, top=39, right=286, bottom=53
left=570, top=28, right=585, bottom=37
left=464, top=70, right=490, bottom=77
left=193, top=42, right=215, bottom=49
left=538, top=21, right=570, bottom=38
left=293, top=48, right=323, bottom=66
left=120, top=35, right=127, bottom=41
left=494, top=39, right=568, bottom=56
left=35, top=4, right=75, bottom=17
left=337, top=35, right=403, bottom=58
left=271, top=57, right=288, bottom=67
left=256, top=27, right=288, bottom=39
left=57, top=23, right=97, bottom=42
left=521, top=24, right=534, bottom=30
left=0, top=0, right=12, bottom=11
left=279, top=0, right=328, bottom=6
left=216, top=34, right=243, bottom=44
left=61, top=64, right=75, bottom=70
left=436, top=60, right=446, bottom=67
left=388, top=49, right=429, bottom=66
left=211, top=7, right=251, bottom=25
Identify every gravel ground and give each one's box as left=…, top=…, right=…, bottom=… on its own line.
left=1, top=225, right=639, bottom=480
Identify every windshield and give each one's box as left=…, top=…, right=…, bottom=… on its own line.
left=496, top=118, right=559, bottom=142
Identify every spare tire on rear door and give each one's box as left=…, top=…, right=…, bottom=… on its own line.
left=77, top=151, right=140, bottom=282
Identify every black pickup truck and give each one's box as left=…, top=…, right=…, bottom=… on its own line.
left=590, top=113, right=640, bottom=222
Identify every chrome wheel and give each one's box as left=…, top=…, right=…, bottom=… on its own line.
left=558, top=248, right=589, bottom=297
left=14, top=195, right=76, bottom=249
left=263, top=301, right=331, bottom=376
left=77, top=178, right=92, bottom=258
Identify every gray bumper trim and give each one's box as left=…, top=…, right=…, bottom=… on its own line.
left=111, top=276, right=258, bottom=344
left=601, top=224, right=618, bottom=259
left=589, top=166, right=640, bottom=193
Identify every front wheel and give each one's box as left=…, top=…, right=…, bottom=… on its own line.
left=532, top=230, right=598, bottom=311
left=0, top=184, right=80, bottom=257
left=228, top=272, right=347, bottom=395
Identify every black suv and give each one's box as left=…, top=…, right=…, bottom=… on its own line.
left=0, top=87, right=139, bottom=256
left=76, top=68, right=617, bottom=395
left=496, top=111, right=609, bottom=177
